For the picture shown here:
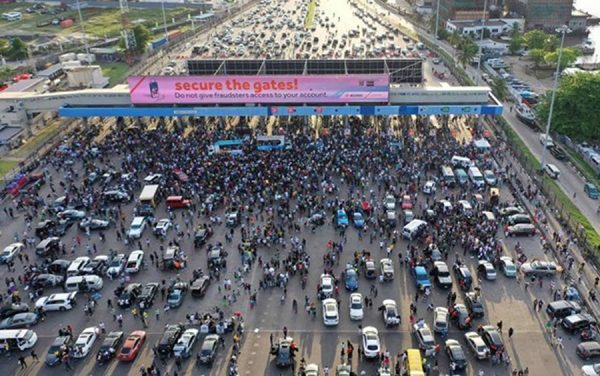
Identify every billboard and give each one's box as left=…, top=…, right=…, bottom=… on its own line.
left=128, top=74, right=389, bottom=104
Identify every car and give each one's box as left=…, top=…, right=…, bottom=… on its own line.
left=82, top=255, right=109, bottom=275
left=464, top=292, right=485, bottom=318
left=273, top=336, right=296, bottom=368
left=35, top=220, right=57, bottom=238
left=118, top=330, right=146, bottom=361
left=423, top=180, right=436, bottom=195
left=73, top=326, right=99, bottom=358
left=506, top=223, right=536, bottom=236
left=582, top=363, right=600, bottom=376
left=477, top=261, right=497, bottom=280
left=0, top=303, right=30, bottom=319
left=139, top=282, right=159, bottom=307
left=499, top=256, right=517, bottom=277
left=118, top=283, right=142, bottom=308
left=499, top=206, right=525, bottom=217
left=125, top=250, right=144, bottom=273
left=380, top=258, right=394, bottom=281
left=563, top=313, right=597, bottom=333
left=465, top=332, right=490, bottom=359
left=35, top=292, right=77, bottom=311
left=167, top=282, right=188, bottom=308
left=173, top=328, right=199, bottom=358
left=191, top=276, right=211, bottom=298
left=352, top=212, right=365, bottom=229
left=578, top=342, right=600, bottom=359
left=384, top=194, right=396, bottom=210
left=46, top=259, right=70, bottom=275
left=336, top=209, right=349, bottom=228
left=57, top=209, right=86, bottom=221
left=102, top=190, right=131, bottom=203
left=0, top=243, right=23, bottom=264
left=433, top=307, right=449, bottom=336
left=364, top=259, right=377, bottom=279
left=361, top=326, right=381, bottom=359
left=198, top=334, right=219, bottom=364
left=413, top=321, right=437, bottom=357
left=106, top=254, right=126, bottom=277
left=322, top=298, right=339, bottom=326
left=157, top=324, right=185, bottom=358
left=445, top=339, right=467, bottom=370
left=144, top=173, right=162, bottom=183
left=413, top=266, right=432, bottom=291
left=0, top=312, right=39, bottom=329
left=154, top=219, right=173, bottom=236
left=303, top=363, right=319, bottom=376
left=546, top=300, right=582, bottom=319
left=480, top=325, right=504, bottom=355
left=381, top=299, right=401, bottom=327
left=585, top=183, right=600, bottom=199
left=483, top=170, right=497, bottom=186
left=507, top=213, right=532, bottom=225
left=520, top=260, right=558, bottom=276
left=545, top=163, right=561, bottom=179
left=549, top=145, right=567, bottom=160
left=96, top=331, right=123, bottom=364
left=46, top=335, right=72, bottom=366
left=432, top=261, right=452, bottom=289
left=401, top=194, right=413, bottom=209
left=79, top=218, right=111, bottom=230
left=127, top=217, right=147, bottom=239
left=320, top=274, right=334, bottom=298
left=344, top=266, right=359, bottom=291
left=386, top=210, right=397, bottom=227
left=172, top=168, right=189, bottom=183
left=225, top=210, right=240, bottom=227
left=349, top=293, right=364, bottom=320
left=450, top=304, right=471, bottom=329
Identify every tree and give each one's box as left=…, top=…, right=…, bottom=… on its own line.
left=543, top=35, right=559, bottom=52
left=524, top=30, right=548, bottom=50
left=543, top=48, right=580, bottom=71
left=456, top=37, right=478, bottom=67
left=448, top=30, right=462, bottom=48
left=536, top=73, right=600, bottom=142
left=509, top=34, right=523, bottom=55
left=1, top=37, right=28, bottom=61
left=490, top=76, right=509, bottom=100
left=509, top=22, right=521, bottom=38
left=528, top=48, right=546, bottom=68
left=119, top=24, right=151, bottom=54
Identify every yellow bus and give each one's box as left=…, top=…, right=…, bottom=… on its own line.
left=404, top=349, right=425, bottom=376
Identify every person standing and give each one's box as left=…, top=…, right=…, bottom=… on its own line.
left=18, top=356, right=27, bottom=369
left=508, top=327, right=514, bottom=339
left=30, top=350, right=38, bottom=362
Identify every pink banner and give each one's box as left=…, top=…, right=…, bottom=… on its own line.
left=128, top=74, right=389, bottom=104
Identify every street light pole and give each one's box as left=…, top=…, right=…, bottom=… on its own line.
left=540, top=25, right=571, bottom=171
left=475, top=0, right=488, bottom=86
left=434, top=0, right=440, bottom=39
left=161, top=1, right=169, bottom=44
left=75, top=0, right=90, bottom=56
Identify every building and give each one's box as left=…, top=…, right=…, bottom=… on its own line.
left=65, top=66, right=109, bottom=89
left=569, top=10, right=589, bottom=33
left=3, top=78, right=49, bottom=94
left=446, top=18, right=524, bottom=37
left=439, top=0, right=487, bottom=22
left=507, top=0, right=573, bottom=30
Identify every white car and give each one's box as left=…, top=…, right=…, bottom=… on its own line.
left=361, top=326, right=380, bottom=359
left=382, top=299, right=401, bottom=327
left=477, top=260, right=497, bottom=280
left=73, top=327, right=99, bottom=358
left=125, top=250, right=144, bottom=274
left=106, top=254, right=126, bottom=277
left=483, top=170, right=497, bottom=186
left=322, top=298, right=339, bottom=326
left=413, top=321, right=437, bottom=357
left=384, top=195, right=396, bottom=210
left=380, top=258, right=394, bottom=281
left=582, top=364, right=600, bottom=376
left=499, top=256, right=517, bottom=277
left=320, top=274, right=334, bottom=298
left=433, top=307, right=449, bottom=335
left=144, top=173, right=163, bottom=183
left=349, top=293, right=364, bottom=320
left=304, top=363, right=319, bottom=376
left=423, top=180, right=436, bottom=195
left=127, top=217, right=146, bottom=239
left=465, top=332, right=490, bottom=359
left=154, top=219, right=172, bottom=236
left=0, top=243, right=24, bottom=264
left=173, top=328, right=199, bottom=358
left=35, top=292, right=77, bottom=312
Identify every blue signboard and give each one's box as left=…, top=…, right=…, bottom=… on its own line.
left=417, top=105, right=483, bottom=115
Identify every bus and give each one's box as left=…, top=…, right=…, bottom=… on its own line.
left=139, top=184, right=159, bottom=207
left=256, top=136, right=290, bottom=151
left=209, top=139, right=245, bottom=156
left=403, top=349, right=425, bottom=376
left=0, top=329, right=38, bottom=352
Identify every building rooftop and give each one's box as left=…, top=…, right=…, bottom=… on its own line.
left=37, top=64, right=63, bottom=78
left=3, top=78, right=47, bottom=93
left=448, top=19, right=507, bottom=28
left=0, top=126, right=23, bottom=145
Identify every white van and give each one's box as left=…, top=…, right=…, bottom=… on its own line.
left=451, top=156, right=471, bottom=169
left=545, top=163, right=560, bottom=179
left=468, top=166, right=485, bottom=188
left=402, top=219, right=427, bottom=240
left=67, top=256, right=91, bottom=277
left=65, top=275, right=104, bottom=292
left=0, top=330, right=38, bottom=352
left=125, top=250, right=144, bottom=274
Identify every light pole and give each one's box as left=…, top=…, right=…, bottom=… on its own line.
left=75, top=0, right=90, bottom=56
left=434, top=0, right=440, bottom=39
left=540, top=25, right=571, bottom=171
left=475, top=0, right=488, bottom=86
left=161, top=1, right=169, bottom=43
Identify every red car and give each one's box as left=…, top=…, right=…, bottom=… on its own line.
left=401, top=195, right=413, bottom=210
left=361, top=201, right=372, bottom=216
left=166, top=196, right=191, bottom=209
left=118, top=330, right=146, bottom=361
left=172, top=168, right=189, bottom=183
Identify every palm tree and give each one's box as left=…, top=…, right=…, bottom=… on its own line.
left=457, top=37, right=478, bottom=67
left=490, top=77, right=509, bottom=100
left=448, top=30, right=462, bottom=48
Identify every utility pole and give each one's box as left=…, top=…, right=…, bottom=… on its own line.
left=75, top=0, right=90, bottom=56
left=434, top=0, right=440, bottom=39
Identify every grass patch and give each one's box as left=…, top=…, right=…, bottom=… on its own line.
left=0, top=160, right=18, bottom=180
left=100, top=62, right=130, bottom=86
left=304, top=0, right=316, bottom=29
left=563, top=145, right=600, bottom=188
left=11, top=121, right=61, bottom=159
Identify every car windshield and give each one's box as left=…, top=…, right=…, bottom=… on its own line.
left=48, top=344, right=62, bottom=353
left=351, top=302, right=362, bottom=309
left=109, top=259, right=122, bottom=267
left=367, top=344, right=378, bottom=350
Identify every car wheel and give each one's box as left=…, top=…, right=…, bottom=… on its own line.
left=59, top=307, right=66, bottom=311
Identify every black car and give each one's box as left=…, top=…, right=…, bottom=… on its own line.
left=96, top=331, right=124, bottom=364
left=139, top=282, right=159, bottom=307
left=0, top=303, right=30, bottom=320
left=32, top=274, right=64, bottom=289
left=156, top=324, right=185, bottom=357
left=445, top=339, right=467, bottom=370
left=198, top=334, right=219, bottom=364
left=563, top=313, right=597, bottom=333
left=47, top=259, right=70, bottom=275
left=191, top=276, right=211, bottom=298
left=480, top=325, right=504, bottom=354
left=46, top=335, right=72, bottom=366
left=52, top=220, right=74, bottom=236
left=452, top=264, right=472, bottom=291
left=465, top=292, right=485, bottom=318
left=549, top=145, right=567, bottom=160
left=35, top=220, right=56, bottom=239
left=81, top=257, right=109, bottom=276
left=117, top=283, right=142, bottom=308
